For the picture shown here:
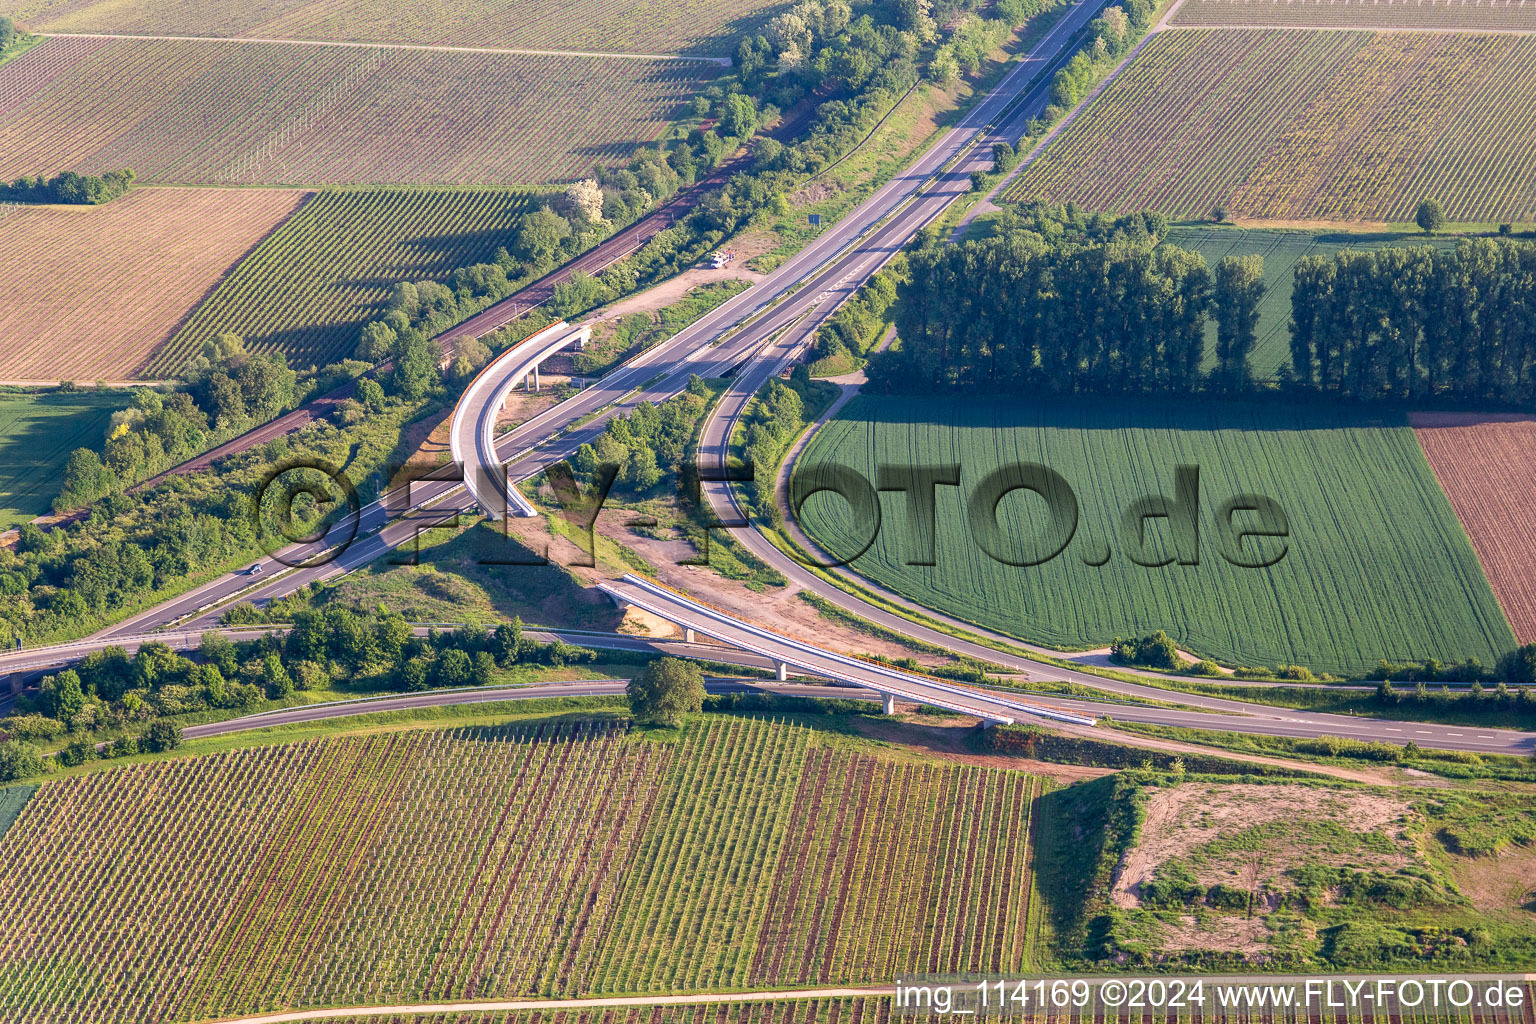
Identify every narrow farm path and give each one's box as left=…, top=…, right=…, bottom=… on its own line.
left=40, top=31, right=733, bottom=64
left=203, top=986, right=898, bottom=1024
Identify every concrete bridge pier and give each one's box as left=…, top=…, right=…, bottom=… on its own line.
left=881, top=692, right=896, bottom=716
left=775, top=661, right=788, bottom=681
left=683, top=627, right=695, bottom=643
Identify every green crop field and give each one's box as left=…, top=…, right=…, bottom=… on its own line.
left=1007, top=29, right=1536, bottom=223
left=0, top=718, right=1039, bottom=1022
left=1172, top=0, right=1536, bottom=29
left=796, top=396, right=1515, bottom=675
left=0, top=389, right=125, bottom=530
left=1163, top=226, right=1459, bottom=382
left=150, top=187, right=540, bottom=373
left=0, top=37, right=716, bottom=186
left=5, top=0, right=779, bottom=57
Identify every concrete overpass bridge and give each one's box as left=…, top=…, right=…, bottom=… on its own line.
left=598, top=573, right=1098, bottom=727
left=450, top=320, right=591, bottom=520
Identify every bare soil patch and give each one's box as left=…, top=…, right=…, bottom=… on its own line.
left=389, top=406, right=454, bottom=481
left=1156, top=912, right=1276, bottom=955
left=852, top=716, right=1114, bottom=782
left=1114, top=783, right=1415, bottom=909
left=586, top=267, right=761, bottom=326
left=616, top=605, right=681, bottom=639
left=496, top=380, right=566, bottom=427
left=1448, top=843, right=1536, bottom=916
left=1411, top=411, right=1536, bottom=641
left=0, top=187, right=305, bottom=380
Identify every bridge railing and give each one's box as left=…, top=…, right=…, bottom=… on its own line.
left=608, top=573, right=1096, bottom=726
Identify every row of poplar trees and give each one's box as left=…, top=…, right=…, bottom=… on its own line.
left=868, top=205, right=1264, bottom=395
left=1290, top=239, right=1536, bottom=405
left=877, top=210, right=1536, bottom=408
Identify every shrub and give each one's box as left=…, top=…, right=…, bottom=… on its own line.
left=626, top=657, right=705, bottom=726
left=1140, top=859, right=1204, bottom=907
left=57, top=740, right=97, bottom=767
left=1111, top=630, right=1182, bottom=670
left=0, top=741, right=48, bottom=782
left=141, top=721, right=183, bottom=754
left=1205, top=883, right=1251, bottom=911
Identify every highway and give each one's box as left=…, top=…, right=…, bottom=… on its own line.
left=22, top=615, right=1536, bottom=757
left=92, top=0, right=1111, bottom=640
left=601, top=574, right=1104, bottom=725
left=14, top=615, right=1536, bottom=754
left=52, top=0, right=1536, bottom=758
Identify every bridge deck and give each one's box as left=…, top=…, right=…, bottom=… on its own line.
left=600, top=574, right=1099, bottom=727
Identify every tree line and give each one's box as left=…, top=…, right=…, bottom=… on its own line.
left=1, top=169, right=134, bottom=205
left=1290, top=239, right=1536, bottom=406
left=0, top=610, right=599, bottom=781
left=867, top=203, right=1261, bottom=394
left=874, top=205, right=1536, bottom=410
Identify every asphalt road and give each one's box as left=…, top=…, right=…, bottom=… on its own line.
left=17, top=616, right=1536, bottom=754
left=598, top=576, right=1536, bottom=755
left=181, top=679, right=874, bottom=741
left=2, top=627, right=760, bottom=675
left=71, top=0, right=1536, bottom=757
left=450, top=323, right=588, bottom=518
left=180, top=672, right=1536, bottom=758
left=93, top=0, right=1109, bottom=640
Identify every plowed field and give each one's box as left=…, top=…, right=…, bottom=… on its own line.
left=0, top=186, right=305, bottom=380
left=1412, top=411, right=1536, bottom=643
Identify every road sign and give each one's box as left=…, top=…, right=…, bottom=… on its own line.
left=808, top=213, right=821, bottom=227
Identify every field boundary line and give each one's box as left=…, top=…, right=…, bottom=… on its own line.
left=200, top=986, right=897, bottom=1024
left=1169, top=22, right=1536, bottom=36
left=39, top=31, right=734, bottom=64
left=0, top=379, right=171, bottom=387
